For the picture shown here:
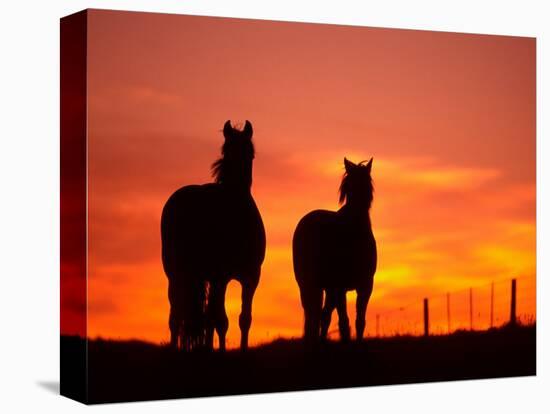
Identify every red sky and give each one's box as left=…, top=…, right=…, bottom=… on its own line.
left=68, top=9, right=536, bottom=346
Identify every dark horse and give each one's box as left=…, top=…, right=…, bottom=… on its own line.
left=293, top=158, right=377, bottom=343
left=161, top=120, right=265, bottom=351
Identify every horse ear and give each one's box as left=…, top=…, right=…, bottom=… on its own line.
left=344, top=157, right=356, bottom=173
left=242, top=120, right=253, bottom=139
left=223, top=120, right=233, bottom=139
left=365, top=157, right=373, bottom=173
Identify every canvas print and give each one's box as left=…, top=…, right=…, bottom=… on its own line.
left=60, top=9, right=536, bottom=404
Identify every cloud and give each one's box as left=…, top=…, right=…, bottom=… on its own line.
left=88, top=298, right=118, bottom=315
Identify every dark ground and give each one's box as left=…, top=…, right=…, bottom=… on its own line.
left=61, top=325, right=536, bottom=404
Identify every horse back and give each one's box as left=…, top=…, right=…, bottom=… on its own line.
left=161, top=183, right=266, bottom=278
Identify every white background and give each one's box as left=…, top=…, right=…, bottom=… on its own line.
left=0, top=0, right=547, bottom=412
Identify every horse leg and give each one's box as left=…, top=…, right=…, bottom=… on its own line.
left=169, top=307, right=181, bottom=349
left=335, top=291, right=350, bottom=342
left=300, top=285, right=323, bottom=344
left=356, top=278, right=374, bottom=341
left=168, top=279, right=182, bottom=349
left=239, top=268, right=260, bottom=351
left=321, top=290, right=337, bottom=340
left=205, top=284, right=216, bottom=351
left=211, top=281, right=229, bottom=351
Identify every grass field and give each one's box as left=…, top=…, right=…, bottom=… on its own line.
left=61, top=325, right=536, bottom=404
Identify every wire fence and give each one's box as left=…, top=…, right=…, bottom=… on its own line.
left=327, top=274, right=536, bottom=339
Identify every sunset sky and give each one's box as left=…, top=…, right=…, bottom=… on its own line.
left=66, top=10, right=535, bottom=346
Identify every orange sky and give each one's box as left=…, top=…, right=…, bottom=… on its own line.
left=75, top=10, right=536, bottom=346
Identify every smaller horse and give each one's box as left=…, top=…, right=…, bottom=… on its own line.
left=293, top=157, right=377, bottom=343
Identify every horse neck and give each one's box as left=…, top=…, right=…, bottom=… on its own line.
left=219, top=157, right=253, bottom=187
left=338, top=203, right=372, bottom=229
left=219, top=182, right=252, bottom=198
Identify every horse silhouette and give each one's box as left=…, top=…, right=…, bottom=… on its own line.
left=161, top=120, right=266, bottom=351
left=293, top=157, right=377, bottom=343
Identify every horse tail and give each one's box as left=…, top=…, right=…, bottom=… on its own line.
left=181, top=277, right=208, bottom=350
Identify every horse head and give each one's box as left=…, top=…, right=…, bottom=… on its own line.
left=339, top=157, right=374, bottom=209
left=212, top=120, right=255, bottom=188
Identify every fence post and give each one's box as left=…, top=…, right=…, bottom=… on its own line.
left=469, top=287, right=473, bottom=330
left=446, top=292, right=451, bottom=334
left=490, top=282, right=494, bottom=328
left=510, top=278, right=517, bottom=326
left=423, top=298, right=429, bottom=337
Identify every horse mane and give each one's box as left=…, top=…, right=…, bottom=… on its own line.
left=338, top=160, right=374, bottom=205
left=211, top=157, right=225, bottom=184
left=211, top=129, right=256, bottom=185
